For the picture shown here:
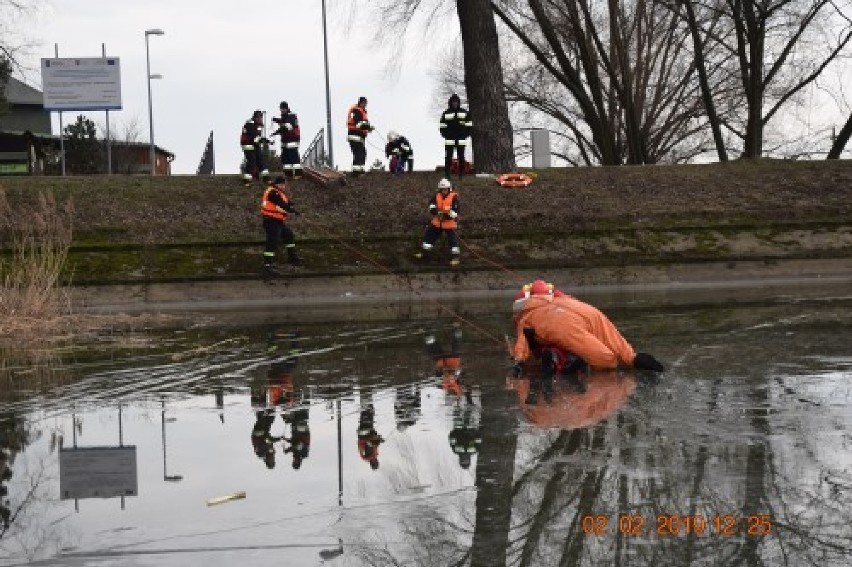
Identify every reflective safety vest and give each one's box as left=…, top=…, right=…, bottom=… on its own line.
left=261, top=187, right=288, bottom=221
left=347, top=104, right=370, bottom=139
left=430, top=191, right=458, bottom=229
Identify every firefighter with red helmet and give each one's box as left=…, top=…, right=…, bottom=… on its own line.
left=272, top=101, right=302, bottom=179
left=414, top=178, right=461, bottom=266
left=260, top=175, right=303, bottom=275
left=240, top=110, right=271, bottom=186
left=346, top=96, right=374, bottom=176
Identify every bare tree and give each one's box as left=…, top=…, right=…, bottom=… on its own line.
left=492, top=0, right=719, bottom=165
left=685, top=0, right=852, bottom=158
left=356, top=0, right=516, bottom=172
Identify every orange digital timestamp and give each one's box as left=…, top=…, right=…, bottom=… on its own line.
left=580, top=514, right=772, bottom=537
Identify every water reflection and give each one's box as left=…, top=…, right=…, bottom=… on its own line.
left=509, top=370, right=637, bottom=430
left=0, top=287, right=850, bottom=566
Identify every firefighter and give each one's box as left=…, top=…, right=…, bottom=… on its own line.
left=414, top=178, right=461, bottom=266
left=439, top=93, right=472, bottom=178
left=512, top=280, right=665, bottom=373
left=346, top=96, right=373, bottom=176
left=271, top=101, right=302, bottom=179
left=240, top=110, right=271, bottom=186
left=260, top=175, right=303, bottom=275
left=384, top=131, right=414, bottom=174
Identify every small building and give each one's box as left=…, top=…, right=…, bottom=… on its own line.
left=0, top=77, right=57, bottom=174
left=109, top=141, right=174, bottom=175
left=0, top=77, right=51, bottom=134
left=1, top=77, right=174, bottom=175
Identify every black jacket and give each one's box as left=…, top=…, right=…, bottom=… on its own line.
left=439, top=95, right=472, bottom=141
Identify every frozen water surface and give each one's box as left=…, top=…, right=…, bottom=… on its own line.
left=0, top=282, right=851, bottom=566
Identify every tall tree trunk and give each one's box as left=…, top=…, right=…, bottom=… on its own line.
left=457, top=0, right=516, bottom=173
left=681, top=0, right=728, bottom=161
left=740, top=0, right=764, bottom=158
left=827, top=113, right=852, bottom=159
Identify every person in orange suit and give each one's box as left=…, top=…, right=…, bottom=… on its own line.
left=512, top=280, right=664, bottom=376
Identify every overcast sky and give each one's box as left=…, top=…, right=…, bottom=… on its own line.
left=17, top=0, right=458, bottom=175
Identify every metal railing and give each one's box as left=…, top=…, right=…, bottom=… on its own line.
left=302, top=128, right=328, bottom=168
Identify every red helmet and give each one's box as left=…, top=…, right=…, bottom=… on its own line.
left=529, top=280, right=551, bottom=296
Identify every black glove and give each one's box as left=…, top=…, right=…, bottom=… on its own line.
left=634, top=352, right=664, bottom=372
left=522, top=327, right=540, bottom=352
left=512, top=361, right=524, bottom=378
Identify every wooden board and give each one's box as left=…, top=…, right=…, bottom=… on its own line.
left=303, top=166, right=347, bottom=188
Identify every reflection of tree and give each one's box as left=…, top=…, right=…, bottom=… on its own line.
left=500, top=299, right=852, bottom=566
left=0, top=411, right=36, bottom=541
left=471, top=386, right=517, bottom=566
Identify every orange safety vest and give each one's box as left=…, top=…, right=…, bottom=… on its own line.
left=430, top=191, right=458, bottom=229
left=261, top=186, right=288, bottom=221
left=347, top=104, right=370, bottom=138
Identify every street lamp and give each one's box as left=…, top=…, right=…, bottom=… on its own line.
left=145, top=29, right=164, bottom=176
left=321, top=0, right=333, bottom=167
left=161, top=401, right=183, bottom=482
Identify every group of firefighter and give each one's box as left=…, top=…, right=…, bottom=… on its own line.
left=251, top=93, right=471, bottom=276
left=240, top=93, right=472, bottom=184
left=247, top=97, right=666, bottom=395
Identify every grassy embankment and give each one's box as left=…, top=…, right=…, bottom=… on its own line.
left=1, top=159, right=852, bottom=288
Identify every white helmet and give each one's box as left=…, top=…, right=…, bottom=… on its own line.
left=438, top=178, right=452, bottom=190
left=387, top=130, right=399, bottom=143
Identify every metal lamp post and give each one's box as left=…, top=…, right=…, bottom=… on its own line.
left=145, top=29, right=164, bottom=176
left=321, top=0, right=333, bottom=167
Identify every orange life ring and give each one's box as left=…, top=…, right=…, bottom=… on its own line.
left=496, top=172, right=533, bottom=188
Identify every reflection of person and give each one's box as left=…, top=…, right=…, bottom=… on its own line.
left=261, top=175, right=303, bottom=275
left=426, top=323, right=468, bottom=400
left=357, top=404, right=384, bottom=470
left=507, top=369, right=637, bottom=430
left=513, top=280, right=664, bottom=374
left=282, top=404, right=311, bottom=469
left=439, top=93, right=472, bottom=178
left=252, top=358, right=298, bottom=410
left=240, top=109, right=271, bottom=186
left=448, top=395, right=481, bottom=469
left=394, top=385, right=421, bottom=431
left=414, top=178, right=461, bottom=266
left=271, top=101, right=302, bottom=179
left=251, top=409, right=280, bottom=469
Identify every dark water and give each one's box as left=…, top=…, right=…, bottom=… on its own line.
left=1, top=283, right=851, bottom=566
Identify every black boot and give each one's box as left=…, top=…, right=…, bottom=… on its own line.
left=263, top=263, right=281, bottom=276
left=525, top=379, right=540, bottom=405
left=287, top=249, right=303, bottom=266
left=633, top=352, right=664, bottom=372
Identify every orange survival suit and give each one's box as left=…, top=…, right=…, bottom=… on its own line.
left=513, top=293, right=636, bottom=370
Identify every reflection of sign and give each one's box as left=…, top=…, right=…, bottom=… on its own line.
left=40, top=57, right=123, bottom=111
left=59, top=446, right=137, bottom=499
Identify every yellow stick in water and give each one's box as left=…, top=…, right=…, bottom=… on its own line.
left=206, top=491, right=247, bottom=506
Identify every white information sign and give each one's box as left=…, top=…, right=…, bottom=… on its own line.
left=41, top=57, right=122, bottom=111
left=59, top=446, right=138, bottom=499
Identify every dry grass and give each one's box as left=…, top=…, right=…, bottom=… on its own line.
left=0, top=186, right=74, bottom=343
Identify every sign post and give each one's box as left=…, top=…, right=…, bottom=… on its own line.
left=41, top=55, right=122, bottom=176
